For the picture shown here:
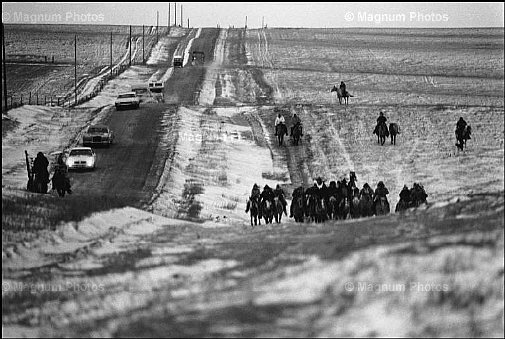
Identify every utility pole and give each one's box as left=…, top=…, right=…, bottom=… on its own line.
left=174, top=2, right=177, bottom=27
left=187, top=18, right=189, bottom=28
left=262, top=16, right=264, bottom=29
left=245, top=16, right=247, bottom=29
left=129, top=25, right=132, bottom=66
left=2, top=23, right=7, bottom=112
left=74, top=35, right=77, bottom=106
left=110, top=32, right=113, bottom=78
left=168, top=3, right=170, bottom=28
left=180, top=4, right=183, bottom=28
left=142, top=25, right=145, bottom=64
left=156, top=11, right=159, bottom=43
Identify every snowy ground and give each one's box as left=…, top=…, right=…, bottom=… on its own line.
left=2, top=27, right=504, bottom=337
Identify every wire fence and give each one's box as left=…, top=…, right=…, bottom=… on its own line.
left=2, top=63, right=131, bottom=111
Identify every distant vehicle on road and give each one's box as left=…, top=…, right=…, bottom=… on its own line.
left=192, top=51, right=205, bottom=65
left=82, top=124, right=114, bottom=147
left=66, top=147, right=96, bottom=171
left=115, top=92, right=140, bottom=110
left=148, top=81, right=165, bottom=94
left=173, top=55, right=184, bottom=68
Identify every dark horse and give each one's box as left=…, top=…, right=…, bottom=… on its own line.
left=374, top=123, right=389, bottom=146
left=455, top=125, right=472, bottom=150
left=276, top=123, right=288, bottom=146
left=374, top=196, right=390, bottom=216
left=291, top=195, right=305, bottom=222
left=51, top=170, right=67, bottom=197
left=246, top=197, right=261, bottom=226
left=389, top=123, right=400, bottom=145
left=273, top=197, right=284, bottom=223
left=358, top=191, right=374, bottom=217
left=261, top=199, right=275, bottom=224
left=292, top=124, right=303, bottom=146
left=331, top=85, right=353, bottom=105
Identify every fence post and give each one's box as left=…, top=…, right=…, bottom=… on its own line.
left=44, top=96, right=46, bottom=105
left=36, top=93, right=39, bottom=105
left=29, top=92, right=32, bottom=104
left=20, top=94, right=23, bottom=105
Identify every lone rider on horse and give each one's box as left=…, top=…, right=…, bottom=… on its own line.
left=455, top=116, right=470, bottom=148
left=273, top=184, right=288, bottom=215
left=274, top=113, right=286, bottom=136
left=290, top=113, right=303, bottom=137
left=340, top=81, right=347, bottom=96
left=374, top=111, right=388, bottom=136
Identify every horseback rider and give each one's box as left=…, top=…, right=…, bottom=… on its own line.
left=260, top=184, right=275, bottom=206
left=32, top=152, right=50, bottom=190
left=273, top=184, right=288, bottom=216
left=359, top=182, right=374, bottom=200
left=246, top=183, right=261, bottom=213
left=290, top=113, right=303, bottom=137
left=327, top=181, right=338, bottom=199
left=399, top=185, right=411, bottom=205
left=274, top=113, right=286, bottom=136
left=339, top=81, right=347, bottom=96
left=374, top=111, right=388, bottom=135
left=373, top=181, right=389, bottom=210
left=53, top=153, right=72, bottom=194
left=290, top=186, right=305, bottom=218
left=456, top=117, right=467, bottom=134
left=410, top=183, right=428, bottom=206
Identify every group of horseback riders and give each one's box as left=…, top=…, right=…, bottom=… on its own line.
left=245, top=169, right=430, bottom=225
left=27, top=151, right=72, bottom=197
left=395, top=183, right=428, bottom=212
left=274, top=113, right=303, bottom=137
left=245, top=183, right=288, bottom=225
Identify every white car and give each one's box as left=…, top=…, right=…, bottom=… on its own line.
left=115, top=92, right=140, bottom=110
left=66, top=147, right=96, bottom=171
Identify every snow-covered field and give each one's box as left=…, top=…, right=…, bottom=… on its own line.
left=2, top=27, right=504, bottom=337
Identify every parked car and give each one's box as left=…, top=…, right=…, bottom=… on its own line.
left=83, top=124, right=114, bottom=147
left=115, top=92, right=140, bottom=110
left=66, top=147, right=96, bottom=171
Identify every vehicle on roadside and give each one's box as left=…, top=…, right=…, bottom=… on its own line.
left=173, top=55, right=184, bottom=68
left=66, top=147, right=96, bottom=171
left=82, top=124, right=114, bottom=147
left=148, top=81, right=165, bottom=94
left=115, top=92, right=140, bottom=110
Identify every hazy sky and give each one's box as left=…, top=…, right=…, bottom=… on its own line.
left=2, top=2, right=504, bottom=28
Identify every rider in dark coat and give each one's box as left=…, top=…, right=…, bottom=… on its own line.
left=456, top=117, right=467, bottom=134
left=359, top=183, right=374, bottom=200
left=32, top=152, right=50, bottom=183
left=290, top=114, right=303, bottom=136
left=327, top=181, right=338, bottom=199
left=273, top=184, right=288, bottom=215
left=260, top=185, right=275, bottom=206
left=53, top=153, right=72, bottom=194
left=374, top=111, right=388, bottom=135
left=339, top=81, right=346, bottom=96
left=410, top=183, right=428, bottom=206
left=290, top=186, right=305, bottom=218
left=399, top=185, right=411, bottom=203
left=373, top=181, right=389, bottom=210
left=246, top=183, right=261, bottom=213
